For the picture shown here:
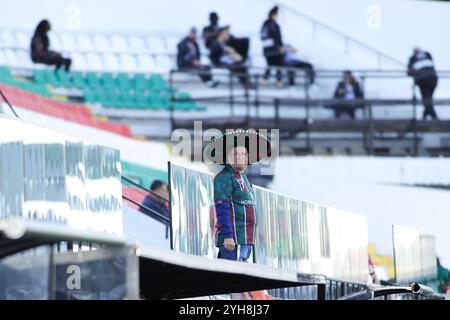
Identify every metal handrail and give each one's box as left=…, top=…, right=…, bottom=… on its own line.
left=122, top=194, right=170, bottom=223
left=121, top=175, right=168, bottom=202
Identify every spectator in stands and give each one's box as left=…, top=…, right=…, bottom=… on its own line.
left=328, top=70, right=364, bottom=119
left=202, top=12, right=250, bottom=62
left=261, top=6, right=315, bottom=86
left=205, top=130, right=271, bottom=263
left=177, top=27, right=219, bottom=88
left=210, top=26, right=255, bottom=89
left=407, top=47, right=439, bottom=120
left=30, top=20, right=72, bottom=71
left=139, top=180, right=170, bottom=225
left=213, top=145, right=255, bottom=262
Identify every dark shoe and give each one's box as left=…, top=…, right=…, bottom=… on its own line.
left=206, top=80, right=220, bottom=88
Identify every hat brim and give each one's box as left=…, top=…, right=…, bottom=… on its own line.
left=203, top=129, right=272, bottom=165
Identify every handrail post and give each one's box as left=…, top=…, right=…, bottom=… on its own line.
left=412, top=82, right=419, bottom=156
left=274, top=98, right=280, bottom=128
left=367, top=101, right=374, bottom=155
left=305, top=80, right=311, bottom=153
left=229, top=70, right=234, bottom=117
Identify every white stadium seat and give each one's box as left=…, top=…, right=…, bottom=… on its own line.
left=93, top=35, right=112, bottom=53
left=146, top=36, right=166, bottom=54
left=0, top=50, right=7, bottom=65
left=110, top=35, right=129, bottom=53
left=153, top=55, right=174, bottom=73
left=119, top=53, right=139, bottom=72
left=48, top=33, right=63, bottom=51
left=76, top=34, right=95, bottom=52
left=102, top=53, right=121, bottom=72
left=70, top=52, right=89, bottom=71
left=250, top=36, right=262, bottom=56
left=128, top=35, right=147, bottom=53
left=137, top=54, right=155, bottom=73
left=251, top=55, right=267, bottom=68
left=15, top=31, right=30, bottom=50
left=16, top=50, right=33, bottom=69
left=3, top=49, right=20, bottom=68
left=85, top=52, right=104, bottom=71
left=60, top=33, right=78, bottom=52
left=164, top=36, right=179, bottom=56
left=1, top=30, right=16, bottom=48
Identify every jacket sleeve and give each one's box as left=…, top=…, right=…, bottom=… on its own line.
left=177, top=40, right=191, bottom=67
left=214, top=174, right=233, bottom=238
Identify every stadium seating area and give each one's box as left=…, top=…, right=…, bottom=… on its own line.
left=31, top=69, right=207, bottom=111
left=0, top=79, right=132, bottom=137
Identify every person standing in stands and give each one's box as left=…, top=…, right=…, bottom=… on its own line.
left=204, top=130, right=272, bottom=263
left=210, top=27, right=255, bottom=89
left=30, top=19, right=72, bottom=71
left=407, top=47, right=439, bottom=120
left=329, top=70, right=364, bottom=119
left=139, top=180, right=170, bottom=225
left=177, top=27, right=219, bottom=88
left=202, top=12, right=250, bottom=62
left=261, top=6, right=315, bottom=86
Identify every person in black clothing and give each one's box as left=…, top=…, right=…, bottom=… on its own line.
left=408, top=47, right=439, bottom=120
left=30, top=20, right=72, bottom=71
left=139, top=180, right=170, bottom=225
left=209, top=26, right=255, bottom=89
left=328, top=70, right=364, bottom=119
left=261, top=6, right=315, bottom=86
left=177, top=27, right=219, bottom=88
left=202, top=12, right=249, bottom=62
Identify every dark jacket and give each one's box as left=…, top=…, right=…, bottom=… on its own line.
left=30, top=33, right=49, bottom=60
left=177, top=37, right=201, bottom=68
left=408, top=51, right=437, bottom=82
left=139, top=196, right=170, bottom=225
left=261, top=18, right=283, bottom=57
left=334, top=81, right=364, bottom=99
left=333, top=80, right=365, bottom=108
left=202, top=24, right=220, bottom=49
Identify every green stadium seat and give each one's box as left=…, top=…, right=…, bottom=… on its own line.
left=32, top=69, right=47, bottom=84
left=0, top=67, right=13, bottom=85
left=72, top=72, right=86, bottom=89
left=84, top=89, right=99, bottom=104
left=134, top=74, right=150, bottom=90
left=44, top=70, right=60, bottom=87
left=150, top=74, right=169, bottom=91
left=117, top=73, right=133, bottom=90
left=101, top=73, right=116, bottom=88
left=86, top=72, right=102, bottom=88
left=56, top=70, right=73, bottom=88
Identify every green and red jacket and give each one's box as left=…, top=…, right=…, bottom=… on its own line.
left=214, top=165, right=257, bottom=247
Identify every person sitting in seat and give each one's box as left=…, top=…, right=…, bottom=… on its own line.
left=209, top=26, right=255, bottom=90
left=177, top=27, right=219, bottom=88
left=139, top=180, right=170, bottom=225
left=30, top=19, right=72, bottom=71
left=202, top=12, right=250, bottom=62
left=328, top=70, right=364, bottom=119
left=261, top=6, right=315, bottom=86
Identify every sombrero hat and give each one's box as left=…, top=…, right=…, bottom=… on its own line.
left=203, top=129, right=272, bottom=165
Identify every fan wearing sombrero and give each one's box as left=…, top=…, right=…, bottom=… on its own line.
left=203, top=129, right=271, bottom=262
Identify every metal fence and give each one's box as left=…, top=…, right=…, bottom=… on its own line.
left=169, top=162, right=369, bottom=283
